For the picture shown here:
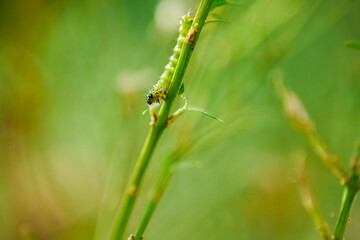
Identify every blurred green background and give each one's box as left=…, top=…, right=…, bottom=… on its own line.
left=1, top=0, right=360, bottom=239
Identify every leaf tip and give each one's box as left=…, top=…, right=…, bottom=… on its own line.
left=344, top=40, right=360, bottom=50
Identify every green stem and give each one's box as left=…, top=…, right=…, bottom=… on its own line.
left=296, top=159, right=332, bottom=240
left=133, top=164, right=172, bottom=240
left=307, top=132, right=347, bottom=183
left=108, top=1, right=213, bottom=239
left=109, top=125, right=164, bottom=240
left=333, top=174, right=359, bottom=240
left=157, top=0, right=214, bottom=125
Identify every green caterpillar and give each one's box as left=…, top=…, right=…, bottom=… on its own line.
left=146, top=14, right=193, bottom=105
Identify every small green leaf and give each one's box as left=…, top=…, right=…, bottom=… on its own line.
left=232, top=0, right=255, bottom=6
left=206, top=13, right=230, bottom=25
left=345, top=40, right=360, bottom=50
left=205, top=19, right=230, bottom=25
left=171, top=160, right=203, bottom=173
left=210, top=12, right=223, bottom=19
left=210, top=0, right=232, bottom=11
left=178, top=83, right=185, bottom=97
left=211, top=0, right=254, bottom=11
left=186, top=106, right=224, bottom=123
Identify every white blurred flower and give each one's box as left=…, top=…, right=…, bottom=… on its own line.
left=115, top=68, right=155, bottom=95
left=155, top=0, right=186, bottom=33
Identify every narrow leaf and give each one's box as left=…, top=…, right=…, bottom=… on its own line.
left=186, top=106, right=224, bottom=122
left=205, top=19, right=230, bottom=25
left=345, top=40, right=360, bottom=50
left=232, top=0, right=255, bottom=6
left=210, top=0, right=232, bottom=11
left=178, top=83, right=185, bottom=97
left=171, top=161, right=203, bottom=173
left=210, top=12, right=223, bottom=19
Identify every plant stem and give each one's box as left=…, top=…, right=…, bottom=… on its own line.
left=333, top=145, right=360, bottom=240
left=307, top=132, right=347, bottom=183
left=108, top=1, right=213, bottom=239
left=333, top=174, right=359, bottom=240
left=157, top=0, right=214, bottom=126
left=295, top=154, right=332, bottom=240
left=109, top=125, right=164, bottom=240
left=272, top=76, right=347, bottom=182
left=133, top=161, right=172, bottom=240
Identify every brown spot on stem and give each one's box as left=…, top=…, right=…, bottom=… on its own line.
left=128, top=185, right=137, bottom=195
left=150, top=111, right=157, bottom=125
left=185, top=23, right=198, bottom=44
left=153, top=192, right=161, bottom=202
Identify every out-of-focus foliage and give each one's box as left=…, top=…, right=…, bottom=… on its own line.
left=345, top=40, right=360, bottom=50
left=1, top=0, right=360, bottom=239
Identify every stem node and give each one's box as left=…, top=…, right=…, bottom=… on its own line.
left=128, top=185, right=137, bottom=196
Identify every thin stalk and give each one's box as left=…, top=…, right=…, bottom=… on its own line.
left=306, top=131, right=347, bottom=183
left=271, top=75, right=348, bottom=182
left=306, top=132, right=347, bottom=183
left=108, top=1, right=214, bottom=239
left=109, top=125, right=164, bottom=240
left=157, top=0, right=214, bottom=126
left=333, top=176, right=359, bottom=240
left=133, top=163, right=172, bottom=240
left=130, top=140, right=196, bottom=240
left=295, top=154, right=332, bottom=240
left=273, top=77, right=360, bottom=239
left=333, top=145, right=360, bottom=240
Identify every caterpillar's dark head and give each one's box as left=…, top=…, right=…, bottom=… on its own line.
left=146, top=93, right=154, bottom=105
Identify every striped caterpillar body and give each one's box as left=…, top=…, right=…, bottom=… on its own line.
left=146, top=14, right=193, bottom=105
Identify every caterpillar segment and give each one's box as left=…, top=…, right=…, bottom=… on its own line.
left=146, top=14, right=193, bottom=105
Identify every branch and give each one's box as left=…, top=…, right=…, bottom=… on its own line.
left=132, top=155, right=175, bottom=240
left=271, top=70, right=360, bottom=240
left=293, top=152, right=332, bottom=240
left=108, top=1, right=214, bottom=239
left=271, top=71, right=347, bottom=183
left=156, top=0, right=214, bottom=126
